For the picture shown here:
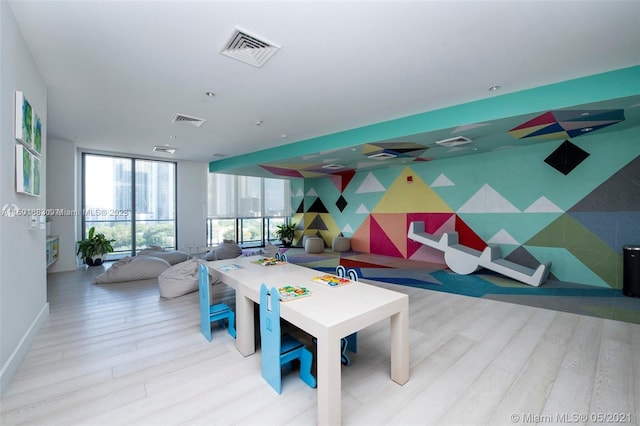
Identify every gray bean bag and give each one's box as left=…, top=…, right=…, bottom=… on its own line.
left=158, top=259, right=200, bottom=299
left=138, top=245, right=189, bottom=265
left=204, top=240, right=242, bottom=261
left=95, top=255, right=171, bottom=284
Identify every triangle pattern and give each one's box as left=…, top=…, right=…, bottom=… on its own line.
left=406, top=212, right=455, bottom=258
left=524, top=196, right=563, bottom=213
left=355, top=204, right=370, bottom=214
left=431, top=173, right=455, bottom=187
left=371, top=213, right=408, bottom=257
left=356, top=172, right=386, bottom=193
left=330, top=170, right=356, bottom=193
left=457, top=183, right=520, bottom=213
left=373, top=167, right=453, bottom=213
left=306, top=188, right=318, bottom=196
left=307, top=197, right=329, bottom=213
left=488, top=229, right=520, bottom=245
left=369, top=215, right=403, bottom=258
left=307, top=214, right=329, bottom=230
left=342, top=224, right=354, bottom=234
left=455, top=215, right=487, bottom=251
left=569, top=155, right=640, bottom=212
left=351, top=216, right=371, bottom=252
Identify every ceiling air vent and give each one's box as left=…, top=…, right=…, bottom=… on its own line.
left=367, top=152, right=398, bottom=160
left=322, top=164, right=345, bottom=170
left=435, top=136, right=472, bottom=147
left=153, top=145, right=176, bottom=154
left=220, top=28, right=280, bottom=68
left=172, top=113, right=206, bottom=128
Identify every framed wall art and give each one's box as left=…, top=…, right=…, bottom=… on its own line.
left=33, top=156, right=41, bottom=196
left=33, top=114, right=42, bottom=155
left=16, top=144, right=34, bottom=195
left=15, top=91, right=33, bottom=148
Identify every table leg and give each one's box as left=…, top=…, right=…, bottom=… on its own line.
left=235, top=289, right=255, bottom=356
left=316, top=335, right=342, bottom=426
left=390, top=302, right=410, bottom=385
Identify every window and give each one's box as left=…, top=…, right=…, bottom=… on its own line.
left=207, top=173, right=291, bottom=247
left=82, top=153, right=177, bottom=257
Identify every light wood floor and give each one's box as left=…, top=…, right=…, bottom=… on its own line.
left=1, top=265, right=639, bottom=426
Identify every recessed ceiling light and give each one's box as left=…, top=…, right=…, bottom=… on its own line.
left=256, top=120, right=264, bottom=126
left=281, top=134, right=288, bottom=138
left=488, top=85, right=501, bottom=92
left=322, top=164, right=345, bottom=170
left=169, top=135, right=177, bottom=139
left=581, top=127, right=593, bottom=132
left=205, top=91, right=215, bottom=97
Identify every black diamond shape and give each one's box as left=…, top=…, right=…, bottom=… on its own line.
left=336, top=195, right=348, bottom=212
left=544, top=140, right=590, bottom=175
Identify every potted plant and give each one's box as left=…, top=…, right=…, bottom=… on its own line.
left=76, top=226, right=115, bottom=266
left=275, top=222, right=296, bottom=247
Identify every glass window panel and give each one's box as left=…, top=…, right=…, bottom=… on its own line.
left=239, top=218, right=262, bottom=247
left=82, top=154, right=176, bottom=256
left=83, top=155, right=133, bottom=254
left=134, top=159, right=176, bottom=249
left=208, top=218, right=236, bottom=245
left=266, top=217, right=285, bottom=243
left=264, top=178, right=289, bottom=217
left=208, top=173, right=236, bottom=217
left=237, top=176, right=262, bottom=217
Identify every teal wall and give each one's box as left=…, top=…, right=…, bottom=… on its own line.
left=300, top=127, right=640, bottom=288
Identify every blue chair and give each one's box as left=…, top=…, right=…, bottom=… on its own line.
left=198, top=263, right=236, bottom=341
left=335, top=266, right=359, bottom=364
left=259, top=284, right=316, bottom=394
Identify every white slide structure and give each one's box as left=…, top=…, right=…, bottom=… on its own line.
left=408, top=221, right=551, bottom=287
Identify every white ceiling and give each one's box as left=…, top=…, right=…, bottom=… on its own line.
left=9, top=0, right=640, bottom=166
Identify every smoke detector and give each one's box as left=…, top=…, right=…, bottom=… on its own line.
left=221, top=27, right=280, bottom=68
left=435, top=136, right=473, bottom=147
left=172, top=113, right=206, bottom=128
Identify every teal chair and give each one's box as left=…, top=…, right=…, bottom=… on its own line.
left=336, top=266, right=358, bottom=364
left=198, top=263, right=236, bottom=341
left=259, top=284, right=316, bottom=394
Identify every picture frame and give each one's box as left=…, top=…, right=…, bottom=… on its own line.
left=16, top=144, right=34, bottom=195
left=33, top=156, right=41, bottom=196
left=15, top=91, right=33, bottom=148
left=33, top=113, right=42, bottom=155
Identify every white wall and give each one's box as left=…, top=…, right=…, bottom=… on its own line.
left=0, top=1, right=49, bottom=395
left=46, top=139, right=77, bottom=272
left=177, top=161, right=208, bottom=249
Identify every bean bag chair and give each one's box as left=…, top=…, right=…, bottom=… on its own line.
left=204, top=240, right=242, bottom=261
left=158, top=259, right=200, bottom=299
left=95, top=255, right=171, bottom=284
left=138, top=245, right=189, bottom=265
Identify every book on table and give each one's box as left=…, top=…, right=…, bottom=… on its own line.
left=254, top=257, right=286, bottom=266
left=312, top=274, right=351, bottom=287
left=216, top=264, right=243, bottom=272
left=278, top=285, right=312, bottom=302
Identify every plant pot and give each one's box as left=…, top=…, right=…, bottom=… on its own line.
left=86, top=255, right=105, bottom=266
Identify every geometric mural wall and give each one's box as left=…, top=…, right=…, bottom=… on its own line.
left=298, top=129, right=640, bottom=289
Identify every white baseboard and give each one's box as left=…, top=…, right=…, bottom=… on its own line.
left=0, top=302, right=49, bottom=396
